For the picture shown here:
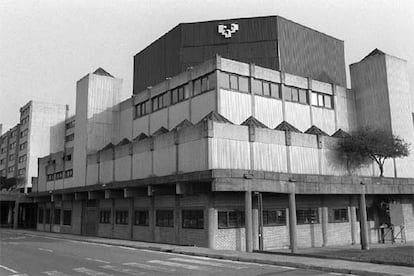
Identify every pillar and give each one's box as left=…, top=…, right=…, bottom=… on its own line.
left=252, top=202, right=259, bottom=251
left=321, top=206, right=328, bottom=247
left=359, top=192, right=370, bottom=250
left=207, top=206, right=216, bottom=249
left=7, top=203, right=13, bottom=225
left=350, top=205, right=357, bottom=245
left=245, top=190, right=253, bottom=252
left=13, top=201, right=19, bottom=229
left=288, top=192, right=297, bottom=253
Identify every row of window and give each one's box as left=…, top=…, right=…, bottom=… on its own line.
left=47, top=169, right=73, bottom=181
left=38, top=208, right=72, bottom=225
left=65, top=121, right=75, bottom=130
left=20, top=129, right=28, bottom=138
left=134, top=73, right=216, bottom=119
left=20, top=116, right=29, bottom=125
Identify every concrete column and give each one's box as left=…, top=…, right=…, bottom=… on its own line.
left=288, top=192, right=297, bottom=253
left=359, top=192, right=370, bottom=250
left=207, top=206, right=216, bottom=249
left=7, top=203, right=13, bottom=225
left=252, top=204, right=259, bottom=251
left=350, top=205, right=357, bottom=245
left=12, top=201, right=19, bottom=229
left=150, top=196, right=155, bottom=241
left=321, top=206, right=328, bottom=247
left=129, top=198, right=134, bottom=240
left=245, top=190, right=253, bottom=252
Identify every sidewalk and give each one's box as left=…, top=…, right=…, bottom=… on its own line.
left=7, top=229, right=414, bottom=276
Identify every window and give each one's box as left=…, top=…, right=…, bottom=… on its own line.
left=329, top=208, right=349, bottom=223
left=18, top=168, right=25, bottom=176
left=1, top=147, right=6, bottom=153
left=312, top=92, right=333, bottom=109
left=10, top=130, right=17, bottom=138
left=218, top=210, right=245, bottom=228
left=99, top=210, right=111, bottom=224
left=65, top=134, right=74, bottom=142
left=18, top=155, right=26, bottom=163
left=134, top=210, right=149, bottom=226
left=298, top=89, right=308, bottom=104
left=284, top=86, right=308, bottom=104
left=64, top=154, right=72, bottom=161
left=8, top=167, right=14, bottom=173
left=19, top=142, right=27, bottom=151
left=21, top=116, right=29, bottom=125
left=263, top=209, right=286, bottom=226
left=0, top=158, right=4, bottom=165
left=156, top=210, right=174, bottom=227
left=9, top=142, right=16, bottom=149
left=135, top=100, right=150, bottom=118
left=55, top=171, right=63, bottom=180
left=171, top=85, right=189, bottom=105
left=230, top=74, right=238, bottom=90
left=9, top=154, right=14, bottom=161
left=64, top=169, right=73, bottom=178
left=63, top=210, right=72, bottom=225
left=65, top=121, right=75, bottom=129
left=20, top=129, right=28, bottom=138
left=0, top=170, right=5, bottom=177
left=151, top=92, right=169, bottom=112
left=194, top=72, right=216, bottom=96
left=297, top=209, right=319, bottom=224
left=54, top=209, right=61, bottom=225
left=219, top=72, right=230, bottom=89
left=115, top=210, right=129, bottom=225
left=220, top=72, right=248, bottom=93
left=45, top=209, right=51, bottom=224
left=47, top=174, right=54, bottom=181
left=182, top=210, right=204, bottom=229
left=38, top=208, right=44, bottom=223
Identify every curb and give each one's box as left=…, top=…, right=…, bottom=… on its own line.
left=7, top=230, right=408, bottom=276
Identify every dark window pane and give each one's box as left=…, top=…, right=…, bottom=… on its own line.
left=218, top=211, right=227, bottom=228
left=238, top=76, right=249, bottom=93
left=171, top=89, right=178, bottom=104
left=178, top=87, right=185, bottom=101
left=54, top=209, right=61, bottom=225
left=184, top=84, right=190, bottom=99
left=219, top=72, right=230, bottom=89
left=152, top=98, right=158, bottom=111
left=193, top=79, right=202, bottom=95
left=270, top=83, right=280, bottom=99
left=291, top=88, right=299, bottom=102
left=252, top=79, right=263, bottom=95
left=182, top=210, right=204, bottom=229
left=230, top=75, right=238, bottom=90
left=299, top=89, right=308, bottom=104
left=63, top=210, right=71, bottom=225
left=156, top=210, right=174, bottom=227
left=283, top=86, right=292, bottom=101
left=263, top=82, right=270, bottom=96
left=163, top=93, right=170, bottom=107
left=201, top=76, right=209, bottom=92
left=134, top=210, right=149, bottom=226
left=208, top=72, right=216, bottom=90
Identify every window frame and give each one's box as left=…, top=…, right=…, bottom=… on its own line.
left=296, top=208, right=319, bottom=224
left=218, top=210, right=245, bottom=229
left=63, top=210, right=72, bottom=225
left=156, top=210, right=174, bottom=227
left=262, top=209, right=287, bottom=226
left=115, top=210, right=129, bottom=225
left=329, top=208, right=349, bottom=223
left=182, top=209, right=204, bottom=229
left=99, top=210, right=111, bottom=224
left=134, top=210, right=149, bottom=226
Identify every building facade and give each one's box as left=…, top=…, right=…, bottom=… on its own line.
left=29, top=16, right=414, bottom=252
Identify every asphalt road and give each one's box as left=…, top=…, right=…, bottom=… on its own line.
left=0, top=230, right=356, bottom=276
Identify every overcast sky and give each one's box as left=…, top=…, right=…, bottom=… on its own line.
left=1, top=0, right=413, bottom=131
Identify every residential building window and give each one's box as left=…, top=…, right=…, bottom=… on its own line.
left=194, top=72, right=216, bottom=96
left=9, top=142, right=16, bottom=149
left=171, top=84, right=190, bottom=105
left=65, top=134, right=74, bottom=142
left=0, top=158, right=4, bottom=165
left=182, top=210, right=204, bottom=229
left=9, top=154, right=14, bottom=161
left=99, top=210, right=111, bottom=224
left=65, top=121, right=75, bottom=129
left=55, top=171, right=63, bottom=180
left=20, top=129, right=28, bottom=138
left=284, top=86, right=308, bottom=104
left=18, top=155, right=26, bottom=163
left=45, top=209, right=51, bottom=224
left=220, top=72, right=248, bottom=93
left=20, top=116, right=29, bottom=125
left=18, top=168, right=25, bottom=176
left=134, top=210, right=149, bottom=226
left=329, top=208, right=349, bottom=223
left=64, top=154, right=72, bottom=161
left=47, top=174, right=54, bottom=181
left=54, top=209, right=61, bottom=225
left=63, top=210, right=72, bottom=225
left=19, top=142, right=27, bottom=151
left=10, top=130, right=17, bottom=138
left=38, top=208, right=44, bottom=223
left=263, top=209, right=286, bottom=226
left=115, top=210, right=129, bottom=225
left=0, top=170, right=5, bottom=177
left=252, top=79, right=281, bottom=99
left=156, top=210, right=174, bottom=227
left=8, top=167, right=14, bottom=173
left=297, top=209, right=319, bottom=224
left=311, top=92, right=333, bottom=109
left=152, top=92, right=170, bottom=112
left=218, top=210, right=245, bottom=228
left=1, top=147, right=6, bottom=153
left=64, top=169, right=73, bottom=178
left=135, top=100, right=150, bottom=118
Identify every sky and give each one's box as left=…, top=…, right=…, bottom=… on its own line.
left=1, top=0, right=413, bottom=131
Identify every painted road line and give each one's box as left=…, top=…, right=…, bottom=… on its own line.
left=85, top=258, right=111, bottom=264
left=116, top=246, right=137, bottom=251
left=168, top=257, right=247, bottom=269
left=0, top=264, right=19, bottom=273
left=43, top=271, right=72, bottom=276
left=100, top=265, right=145, bottom=275
left=123, top=262, right=176, bottom=273
left=73, top=267, right=113, bottom=276
left=148, top=259, right=211, bottom=271
left=38, top=247, right=54, bottom=253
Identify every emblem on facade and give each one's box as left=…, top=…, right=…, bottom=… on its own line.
left=218, top=23, right=239, bottom=38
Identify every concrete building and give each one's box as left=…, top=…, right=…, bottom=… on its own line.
left=30, top=16, right=413, bottom=252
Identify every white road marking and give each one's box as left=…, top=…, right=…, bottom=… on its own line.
left=43, top=271, right=72, bottom=276
left=168, top=257, right=247, bottom=269
left=73, top=267, right=113, bottom=276
left=0, top=264, right=18, bottom=273
left=9, top=236, right=26, bottom=240
left=123, top=262, right=176, bottom=273
left=329, top=273, right=344, bottom=276
left=0, top=265, right=19, bottom=273
left=9, top=274, right=29, bottom=276
left=100, top=265, right=145, bottom=275
left=148, top=259, right=211, bottom=271
left=85, top=258, right=111, bottom=264
left=38, top=247, right=53, bottom=253
left=117, top=246, right=137, bottom=251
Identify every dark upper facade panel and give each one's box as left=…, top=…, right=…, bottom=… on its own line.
left=133, top=16, right=346, bottom=94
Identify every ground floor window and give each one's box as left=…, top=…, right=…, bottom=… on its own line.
left=134, top=210, right=149, bottom=226
left=182, top=210, right=204, bottom=229
left=329, top=208, right=349, bottom=223
left=218, top=210, right=245, bottom=228
left=115, top=210, right=129, bottom=225
left=263, top=209, right=286, bottom=226
left=54, top=209, right=61, bottom=225
left=297, top=208, right=319, bottom=224
left=63, top=210, right=72, bottom=225
left=156, top=210, right=174, bottom=227
left=38, top=208, right=44, bottom=223
left=45, top=209, right=51, bottom=224
left=99, top=210, right=111, bottom=224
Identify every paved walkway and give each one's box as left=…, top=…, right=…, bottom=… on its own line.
left=8, top=229, right=414, bottom=276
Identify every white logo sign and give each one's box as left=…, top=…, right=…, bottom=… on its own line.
left=218, top=23, right=239, bottom=38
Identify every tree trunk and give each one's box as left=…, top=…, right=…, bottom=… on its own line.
left=379, top=164, right=384, bottom=177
